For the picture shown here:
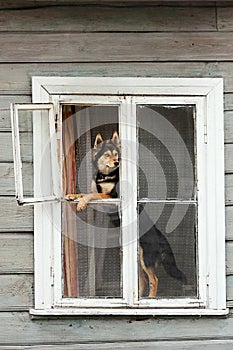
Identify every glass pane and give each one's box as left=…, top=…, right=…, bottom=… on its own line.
left=18, top=109, right=54, bottom=199
left=62, top=105, right=122, bottom=298
left=137, top=105, right=195, bottom=200
left=138, top=203, right=197, bottom=299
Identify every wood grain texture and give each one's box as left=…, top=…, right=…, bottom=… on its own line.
left=218, top=7, right=233, bottom=31
left=0, top=6, right=216, bottom=32
left=226, top=241, right=233, bottom=275
left=1, top=340, right=233, bottom=349
left=0, top=275, right=33, bottom=311
left=0, top=233, right=33, bottom=273
left=227, top=275, right=233, bottom=300
left=226, top=206, right=233, bottom=240
left=0, top=132, right=32, bottom=162
left=225, top=174, right=233, bottom=205
left=0, top=2, right=232, bottom=346
left=0, top=63, right=218, bottom=95
left=3, top=62, right=233, bottom=96
left=225, top=111, right=233, bottom=143
left=0, top=198, right=33, bottom=232
left=0, top=311, right=233, bottom=345
left=225, top=144, right=233, bottom=173
left=0, top=1, right=219, bottom=9
left=2, top=32, right=233, bottom=62
left=0, top=163, right=32, bottom=196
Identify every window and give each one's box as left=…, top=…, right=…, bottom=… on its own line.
left=11, top=77, right=227, bottom=315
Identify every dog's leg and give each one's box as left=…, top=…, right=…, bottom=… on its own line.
left=77, top=193, right=112, bottom=211
left=139, top=247, right=158, bottom=298
left=139, top=263, right=147, bottom=297
left=65, top=193, right=84, bottom=200
left=145, top=268, right=158, bottom=298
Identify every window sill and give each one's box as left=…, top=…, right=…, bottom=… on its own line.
left=30, top=307, right=229, bottom=317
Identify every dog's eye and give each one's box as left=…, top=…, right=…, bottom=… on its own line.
left=104, top=153, right=110, bottom=157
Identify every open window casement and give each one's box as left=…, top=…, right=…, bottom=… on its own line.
left=11, top=77, right=227, bottom=316
left=11, top=103, right=60, bottom=205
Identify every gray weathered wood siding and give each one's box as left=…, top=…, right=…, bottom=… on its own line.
left=1, top=1, right=233, bottom=348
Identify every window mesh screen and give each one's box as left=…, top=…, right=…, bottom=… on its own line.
left=137, top=105, right=197, bottom=299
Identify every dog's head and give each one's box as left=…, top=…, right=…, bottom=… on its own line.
left=93, top=131, right=121, bottom=174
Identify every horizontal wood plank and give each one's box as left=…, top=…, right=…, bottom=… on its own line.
left=218, top=7, right=233, bottom=31
left=0, top=132, right=32, bottom=162
left=0, top=6, right=216, bottom=32
left=3, top=63, right=233, bottom=96
left=0, top=1, right=219, bottom=9
left=0, top=197, right=33, bottom=232
left=0, top=63, right=219, bottom=96
left=225, top=144, right=233, bottom=173
left=226, top=241, right=233, bottom=275
left=2, top=33, right=233, bottom=62
left=225, top=174, right=233, bottom=205
left=0, top=163, right=32, bottom=196
left=0, top=233, right=33, bottom=273
left=226, top=206, right=233, bottom=240
left=0, top=275, right=33, bottom=311
left=225, top=111, right=233, bottom=143
left=1, top=311, right=233, bottom=345
left=1, top=339, right=233, bottom=350
left=227, top=275, right=233, bottom=300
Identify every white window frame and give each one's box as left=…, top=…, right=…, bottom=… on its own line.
left=11, top=103, right=60, bottom=205
left=12, top=77, right=227, bottom=316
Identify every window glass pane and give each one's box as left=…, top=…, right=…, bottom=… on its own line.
left=17, top=109, right=54, bottom=199
left=138, top=203, right=197, bottom=299
left=62, top=105, right=122, bottom=298
left=137, top=105, right=195, bottom=200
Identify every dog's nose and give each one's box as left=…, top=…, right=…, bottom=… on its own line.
left=114, top=161, right=119, bottom=167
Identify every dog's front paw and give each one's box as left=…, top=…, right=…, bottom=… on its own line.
left=77, top=198, right=88, bottom=212
left=65, top=193, right=84, bottom=201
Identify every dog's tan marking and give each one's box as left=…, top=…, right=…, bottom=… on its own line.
left=65, top=193, right=84, bottom=200
left=139, top=263, right=148, bottom=297
left=98, top=182, right=115, bottom=195
left=139, top=246, right=158, bottom=298
left=77, top=193, right=111, bottom=212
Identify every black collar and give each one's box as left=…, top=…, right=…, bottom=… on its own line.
left=95, top=168, right=119, bottom=183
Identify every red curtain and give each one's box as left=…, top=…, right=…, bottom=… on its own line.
left=62, top=106, right=79, bottom=297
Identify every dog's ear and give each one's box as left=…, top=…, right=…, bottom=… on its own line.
left=94, top=133, right=104, bottom=149
left=111, top=131, right=120, bottom=148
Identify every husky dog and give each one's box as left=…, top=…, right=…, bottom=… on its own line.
left=66, top=131, right=187, bottom=297
left=66, top=131, right=120, bottom=211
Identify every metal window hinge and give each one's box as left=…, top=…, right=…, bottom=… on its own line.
left=50, top=266, right=54, bottom=287
left=51, top=97, right=62, bottom=133
left=206, top=273, right=210, bottom=286
left=204, top=124, right=208, bottom=144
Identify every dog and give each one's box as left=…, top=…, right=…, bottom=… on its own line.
left=66, top=131, right=187, bottom=298
left=66, top=131, right=120, bottom=211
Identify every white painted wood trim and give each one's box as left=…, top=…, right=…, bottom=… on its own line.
left=30, top=76, right=226, bottom=315
left=32, top=77, right=222, bottom=96
left=30, top=307, right=229, bottom=317
left=10, top=103, right=58, bottom=205
left=206, top=79, right=226, bottom=310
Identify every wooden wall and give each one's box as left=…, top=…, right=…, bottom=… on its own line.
left=1, top=1, right=233, bottom=348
